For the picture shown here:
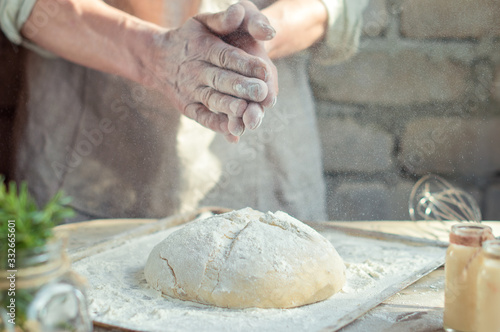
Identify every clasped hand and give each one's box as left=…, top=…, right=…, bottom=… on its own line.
left=148, top=1, right=278, bottom=143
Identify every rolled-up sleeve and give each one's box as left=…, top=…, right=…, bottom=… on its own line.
left=0, top=0, right=55, bottom=57
left=313, top=0, right=368, bottom=65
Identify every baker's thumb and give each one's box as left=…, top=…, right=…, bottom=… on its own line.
left=238, top=0, right=276, bottom=41
left=195, top=3, right=245, bottom=35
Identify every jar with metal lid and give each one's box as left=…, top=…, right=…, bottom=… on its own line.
left=476, top=239, right=500, bottom=332
left=443, top=223, right=494, bottom=332
left=0, top=237, right=92, bottom=332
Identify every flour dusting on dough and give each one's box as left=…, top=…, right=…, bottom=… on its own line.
left=144, top=208, right=346, bottom=308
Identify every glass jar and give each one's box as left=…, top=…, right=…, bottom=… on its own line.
left=476, top=240, right=500, bottom=332
left=443, top=223, right=494, bottom=332
left=0, top=237, right=92, bottom=332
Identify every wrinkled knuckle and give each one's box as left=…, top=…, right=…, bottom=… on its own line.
left=202, top=88, right=224, bottom=112
left=211, top=70, right=228, bottom=91
left=201, top=112, right=224, bottom=133
left=199, top=87, right=214, bottom=106
left=218, top=47, right=239, bottom=69
left=184, top=104, right=201, bottom=122
left=211, top=70, right=219, bottom=90
left=209, top=93, right=225, bottom=112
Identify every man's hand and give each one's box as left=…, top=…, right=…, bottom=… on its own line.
left=21, top=0, right=276, bottom=142
left=196, top=1, right=279, bottom=141
left=147, top=3, right=277, bottom=142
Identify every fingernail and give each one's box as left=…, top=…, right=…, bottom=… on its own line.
left=256, top=66, right=268, bottom=81
left=264, top=96, right=277, bottom=110
left=249, top=112, right=264, bottom=130
left=261, top=22, right=276, bottom=39
left=231, top=123, right=245, bottom=136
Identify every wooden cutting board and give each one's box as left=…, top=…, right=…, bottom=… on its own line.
left=62, top=208, right=451, bottom=331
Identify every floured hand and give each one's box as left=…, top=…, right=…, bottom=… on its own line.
left=148, top=3, right=277, bottom=142
left=196, top=1, right=279, bottom=142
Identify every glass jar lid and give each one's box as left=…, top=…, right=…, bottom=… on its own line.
left=449, top=223, right=494, bottom=247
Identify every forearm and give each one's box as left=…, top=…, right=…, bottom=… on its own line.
left=20, top=0, right=278, bottom=139
left=262, top=0, right=328, bottom=59
left=21, top=0, right=159, bottom=85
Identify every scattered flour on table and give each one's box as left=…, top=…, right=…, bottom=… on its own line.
left=72, top=223, right=445, bottom=332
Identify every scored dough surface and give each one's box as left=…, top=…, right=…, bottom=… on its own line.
left=144, top=208, right=346, bottom=308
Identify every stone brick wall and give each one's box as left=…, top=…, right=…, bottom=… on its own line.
left=2, top=1, right=499, bottom=221
left=0, top=32, right=23, bottom=182
left=311, top=0, right=500, bottom=220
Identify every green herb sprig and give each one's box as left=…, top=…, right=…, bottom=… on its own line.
left=0, top=176, right=75, bottom=267
left=0, top=176, right=75, bottom=329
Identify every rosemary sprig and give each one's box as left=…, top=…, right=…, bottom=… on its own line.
left=0, top=176, right=75, bottom=267
left=0, top=176, right=75, bottom=328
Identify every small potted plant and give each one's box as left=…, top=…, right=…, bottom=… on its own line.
left=0, top=177, right=91, bottom=332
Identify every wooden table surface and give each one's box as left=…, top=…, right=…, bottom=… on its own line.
left=57, top=218, right=500, bottom=332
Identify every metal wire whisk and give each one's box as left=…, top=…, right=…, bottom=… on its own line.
left=409, top=174, right=481, bottom=223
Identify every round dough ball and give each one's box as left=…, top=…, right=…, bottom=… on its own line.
left=144, top=208, right=346, bottom=309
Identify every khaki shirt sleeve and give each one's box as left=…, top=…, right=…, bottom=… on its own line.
left=0, top=0, right=55, bottom=57
left=312, top=0, right=368, bottom=65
